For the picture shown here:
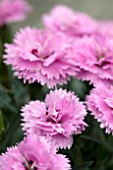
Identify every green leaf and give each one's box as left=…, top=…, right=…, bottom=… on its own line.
left=7, top=67, right=29, bottom=107
left=81, top=135, right=113, bottom=153
left=0, top=37, right=3, bottom=55
left=73, top=161, right=93, bottom=170
left=0, top=25, right=12, bottom=45
left=0, top=58, right=9, bottom=82
left=11, top=78, right=29, bottom=107
left=0, top=110, right=5, bottom=138
left=70, top=145, right=83, bottom=165
left=2, top=114, right=20, bottom=150
left=70, top=79, right=91, bottom=100
left=0, top=84, right=17, bottom=112
left=10, top=126, right=23, bottom=145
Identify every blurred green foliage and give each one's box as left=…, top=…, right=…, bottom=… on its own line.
left=0, top=25, right=113, bottom=170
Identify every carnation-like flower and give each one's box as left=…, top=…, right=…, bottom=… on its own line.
left=3, top=27, right=78, bottom=88
left=0, top=135, right=71, bottom=170
left=86, top=83, right=113, bottom=135
left=97, top=21, right=113, bottom=37
left=0, top=0, right=31, bottom=26
left=21, top=88, right=87, bottom=148
left=42, top=4, right=97, bottom=37
left=72, top=35, right=113, bottom=85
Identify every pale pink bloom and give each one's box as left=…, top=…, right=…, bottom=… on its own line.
left=4, top=27, right=78, bottom=88
left=42, top=4, right=97, bottom=37
left=97, top=21, right=113, bottom=37
left=72, top=35, right=113, bottom=85
left=86, top=83, right=113, bottom=135
left=0, top=0, right=31, bottom=26
left=21, top=88, right=87, bottom=149
left=0, top=135, right=71, bottom=170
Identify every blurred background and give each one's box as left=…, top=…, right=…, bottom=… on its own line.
left=12, top=0, right=113, bottom=32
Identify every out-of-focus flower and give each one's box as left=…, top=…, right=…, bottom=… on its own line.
left=3, top=27, right=78, bottom=88
left=21, top=88, right=87, bottom=149
left=42, top=4, right=97, bottom=37
left=97, top=21, right=113, bottom=37
left=72, top=35, right=113, bottom=85
left=0, top=135, right=71, bottom=170
left=0, top=0, right=31, bottom=26
left=86, top=83, right=113, bottom=135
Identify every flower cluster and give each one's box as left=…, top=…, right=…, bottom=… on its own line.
left=1, top=3, right=113, bottom=170
left=0, top=88, right=87, bottom=169
left=42, top=5, right=113, bottom=134
left=4, top=4, right=113, bottom=88
left=0, top=0, right=31, bottom=26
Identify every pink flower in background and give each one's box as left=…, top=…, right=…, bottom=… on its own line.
left=72, top=35, right=113, bottom=85
left=42, top=4, right=97, bottom=37
left=4, top=27, right=78, bottom=88
left=86, top=83, right=113, bottom=135
left=97, top=21, right=113, bottom=37
left=21, top=88, right=87, bottom=149
left=0, top=0, right=31, bottom=26
left=0, top=135, right=71, bottom=170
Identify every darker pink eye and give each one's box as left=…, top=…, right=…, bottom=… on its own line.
left=31, top=49, right=38, bottom=57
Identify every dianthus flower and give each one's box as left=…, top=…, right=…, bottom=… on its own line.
left=97, top=21, right=113, bottom=37
left=0, top=0, right=31, bottom=26
left=0, top=135, right=71, bottom=170
left=42, top=4, right=97, bottom=37
left=21, top=88, right=87, bottom=149
left=3, top=27, right=78, bottom=88
left=86, top=83, right=113, bottom=135
left=72, top=35, right=113, bottom=85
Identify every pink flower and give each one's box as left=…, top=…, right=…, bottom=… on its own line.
left=72, top=35, right=113, bottom=85
left=42, top=4, right=97, bottom=37
left=0, top=135, right=71, bottom=170
left=86, top=83, right=113, bottom=135
left=0, top=0, right=31, bottom=26
left=3, top=27, right=78, bottom=88
left=21, top=88, right=87, bottom=149
left=97, top=21, right=113, bottom=37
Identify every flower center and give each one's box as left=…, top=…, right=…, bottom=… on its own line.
left=98, top=53, right=105, bottom=60
left=95, top=48, right=105, bottom=61
left=31, top=49, right=39, bottom=58
left=95, top=45, right=110, bottom=61
left=31, top=48, right=55, bottom=60
left=95, top=50, right=110, bottom=67
left=46, top=108, right=61, bottom=123
left=23, top=160, right=38, bottom=170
